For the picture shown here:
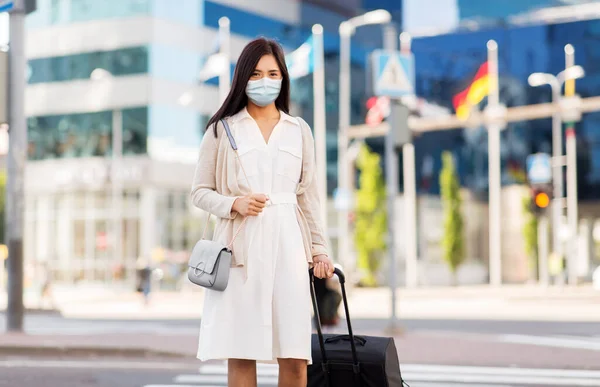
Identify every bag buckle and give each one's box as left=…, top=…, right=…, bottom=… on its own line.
left=193, top=262, right=207, bottom=277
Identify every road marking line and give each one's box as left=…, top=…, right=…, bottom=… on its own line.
left=498, top=334, right=600, bottom=351
left=175, top=374, right=277, bottom=384
left=198, top=364, right=279, bottom=376
left=144, top=384, right=517, bottom=387
left=402, top=364, right=600, bottom=378
left=408, top=384, right=516, bottom=387
left=402, top=372, right=600, bottom=386
left=0, top=359, right=196, bottom=370
left=144, top=385, right=223, bottom=387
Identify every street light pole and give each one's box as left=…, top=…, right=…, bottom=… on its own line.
left=337, top=9, right=391, bottom=274
left=486, top=40, right=503, bottom=287
left=564, top=44, right=579, bottom=286
left=528, top=65, right=585, bottom=285
left=218, top=17, right=230, bottom=103
left=312, top=24, right=328, bottom=230
left=550, top=80, right=564, bottom=264
left=6, top=2, right=27, bottom=332
left=382, top=22, right=400, bottom=331
left=338, top=22, right=351, bottom=273
left=400, top=32, right=418, bottom=290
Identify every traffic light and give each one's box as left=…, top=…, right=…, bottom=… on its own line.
left=530, top=184, right=552, bottom=215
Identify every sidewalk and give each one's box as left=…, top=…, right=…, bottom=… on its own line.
left=1, top=284, right=600, bottom=366
left=2, top=324, right=600, bottom=369
left=2, top=283, right=600, bottom=321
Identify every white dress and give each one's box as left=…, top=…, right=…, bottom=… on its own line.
left=197, top=110, right=312, bottom=364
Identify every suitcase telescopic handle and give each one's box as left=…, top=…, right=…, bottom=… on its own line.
left=309, top=267, right=360, bottom=373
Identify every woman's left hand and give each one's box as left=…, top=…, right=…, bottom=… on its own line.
left=313, top=254, right=334, bottom=279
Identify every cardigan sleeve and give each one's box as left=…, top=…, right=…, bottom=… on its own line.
left=190, top=124, right=239, bottom=220
left=296, top=117, right=329, bottom=257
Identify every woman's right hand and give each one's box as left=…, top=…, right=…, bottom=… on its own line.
left=232, top=194, right=268, bottom=216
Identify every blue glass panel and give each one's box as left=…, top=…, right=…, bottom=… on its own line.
left=28, top=47, right=149, bottom=84
left=149, top=45, right=201, bottom=83
left=27, top=107, right=148, bottom=160
left=27, top=0, right=151, bottom=28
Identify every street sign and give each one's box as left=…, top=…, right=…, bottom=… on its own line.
left=0, top=1, right=36, bottom=14
left=526, top=153, right=552, bottom=185
left=0, top=1, right=13, bottom=13
left=371, top=50, right=415, bottom=98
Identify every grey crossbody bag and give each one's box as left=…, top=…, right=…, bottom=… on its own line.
left=187, top=118, right=252, bottom=291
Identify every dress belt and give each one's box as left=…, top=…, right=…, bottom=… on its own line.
left=266, top=192, right=298, bottom=206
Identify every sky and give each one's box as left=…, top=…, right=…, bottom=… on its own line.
left=403, top=0, right=459, bottom=35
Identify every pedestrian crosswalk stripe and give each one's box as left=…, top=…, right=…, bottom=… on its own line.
left=498, top=334, right=600, bottom=351
left=141, top=362, right=600, bottom=387
left=175, top=374, right=278, bottom=385
left=143, top=361, right=279, bottom=387
left=404, top=372, right=600, bottom=386
left=412, top=384, right=512, bottom=387
left=403, top=364, right=600, bottom=379
left=198, top=363, right=279, bottom=377
left=402, top=364, right=600, bottom=386
left=144, top=385, right=222, bottom=387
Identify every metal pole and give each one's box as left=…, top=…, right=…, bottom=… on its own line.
left=112, top=110, right=123, bottom=283
left=382, top=24, right=400, bottom=330
left=487, top=40, right=502, bottom=286
left=337, top=24, right=351, bottom=271
left=538, top=215, right=549, bottom=286
left=565, top=45, right=578, bottom=286
left=312, top=24, right=328, bottom=231
left=6, top=6, right=26, bottom=331
left=403, top=143, right=417, bottom=288
left=550, top=82, right=564, bottom=262
left=400, top=33, right=418, bottom=289
left=218, top=17, right=230, bottom=103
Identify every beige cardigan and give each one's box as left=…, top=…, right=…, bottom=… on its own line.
left=190, top=112, right=329, bottom=268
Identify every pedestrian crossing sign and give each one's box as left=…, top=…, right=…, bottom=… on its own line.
left=526, top=153, right=552, bottom=185
left=371, top=50, right=415, bottom=98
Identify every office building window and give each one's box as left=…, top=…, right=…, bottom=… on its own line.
left=27, top=107, right=148, bottom=160
left=28, top=46, right=149, bottom=84
left=27, top=0, right=151, bottom=27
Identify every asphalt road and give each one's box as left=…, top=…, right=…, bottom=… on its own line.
left=2, top=313, right=600, bottom=386
left=1, top=357, right=600, bottom=387
left=2, top=312, right=600, bottom=337
left=0, top=357, right=194, bottom=387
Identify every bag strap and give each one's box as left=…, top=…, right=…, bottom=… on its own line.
left=200, top=118, right=253, bottom=249
left=221, top=119, right=253, bottom=192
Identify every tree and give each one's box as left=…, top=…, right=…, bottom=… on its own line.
left=354, top=143, right=387, bottom=287
left=522, top=194, right=538, bottom=280
left=439, top=151, right=465, bottom=285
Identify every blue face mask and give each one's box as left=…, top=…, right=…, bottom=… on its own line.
left=245, top=77, right=282, bottom=107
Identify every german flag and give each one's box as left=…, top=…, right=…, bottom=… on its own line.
left=453, top=61, right=490, bottom=120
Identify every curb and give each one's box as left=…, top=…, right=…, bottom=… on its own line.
left=0, top=308, right=62, bottom=316
left=0, top=345, right=188, bottom=358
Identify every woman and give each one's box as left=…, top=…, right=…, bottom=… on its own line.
left=191, top=37, right=334, bottom=387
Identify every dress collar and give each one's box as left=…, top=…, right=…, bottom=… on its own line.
left=230, top=106, right=299, bottom=126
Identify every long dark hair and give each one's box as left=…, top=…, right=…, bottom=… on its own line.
left=206, top=37, right=291, bottom=137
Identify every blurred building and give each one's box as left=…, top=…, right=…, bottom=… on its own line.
left=21, top=0, right=372, bottom=284
left=21, top=0, right=600, bottom=285
left=398, top=1, right=600, bottom=199
left=393, top=0, right=600, bottom=282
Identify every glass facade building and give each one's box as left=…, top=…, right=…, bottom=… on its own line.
left=24, top=0, right=600, bottom=285
left=404, top=13, right=600, bottom=200
left=22, top=0, right=369, bottom=285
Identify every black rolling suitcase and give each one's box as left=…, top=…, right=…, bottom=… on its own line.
left=307, top=268, right=408, bottom=387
